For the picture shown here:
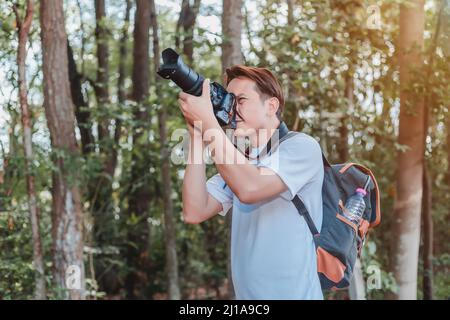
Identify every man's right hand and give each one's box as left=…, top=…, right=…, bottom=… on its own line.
left=187, top=121, right=195, bottom=136
left=187, top=120, right=203, bottom=140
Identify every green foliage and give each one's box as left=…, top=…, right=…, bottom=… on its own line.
left=0, top=0, right=448, bottom=300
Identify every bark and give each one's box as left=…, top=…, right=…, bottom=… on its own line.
left=222, top=0, right=243, bottom=300
left=150, top=0, right=181, bottom=300
left=349, top=258, right=366, bottom=300
left=448, top=116, right=450, bottom=188
left=110, top=0, right=131, bottom=171
left=116, top=0, right=131, bottom=144
left=87, top=1, right=114, bottom=239
left=390, top=0, right=425, bottom=300
left=94, top=0, right=132, bottom=296
left=94, top=0, right=110, bottom=145
left=14, top=0, right=46, bottom=300
left=67, top=42, right=95, bottom=155
left=338, top=73, right=352, bottom=163
left=176, top=0, right=201, bottom=64
left=285, top=0, right=300, bottom=129
left=287, top=0, right=294, bottom=25
left=221, top=0, right=243, bottom=76
left=40, top=0, right=85, bottom=299
left=421, top=164, right=433, bottom=299
left=126, top=0, right=152, bottom=299
left=443, top=3, right=450, bottom=249
left=420, top=2, right=443, bottom=300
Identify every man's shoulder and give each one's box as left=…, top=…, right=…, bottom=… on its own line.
left=281, top=132, right=322, bottom=154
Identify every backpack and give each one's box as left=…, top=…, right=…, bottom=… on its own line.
left=276, top=130, right=382, bottom=291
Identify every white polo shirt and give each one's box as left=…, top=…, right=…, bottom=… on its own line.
left=206, top=132, right=324, bottom=300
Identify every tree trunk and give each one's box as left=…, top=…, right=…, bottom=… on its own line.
left=445, top=3, right=450, bottom=194
left=150, top=0, right=181, bottom=300
left=349, top=258, right=366, bottom=300
left=126, top=0, right=152, bottom=299
left=14, top=0, right=46, bottom=300
left=390, top=0, right=425, bottom=300
left=91, top=0, right=129, bottom=219
left=110, top=0, right=131, bottom=173
left=222, top=0, right=243, bottom=76
left=93, top=0, right=132, bottom=296
left=421, top=164, right=433, bottom=299
left=338, top=73, right=352, bottom=163
left=222, top=0, right=243, bottom=300
left=40, top=0, right=85, bottom=300
left=285, top=0, right=302, bottom=130
left=446, top=118, right=450, bottom=241
left=116, top=0, right=131, bottom=147
left=94, top=0, right=110, bottom=145
left=176, top=0, right=201, bottom=64
left=67, top=42, right=95, bottom=155
left=420, top=2, right=444, bottom=300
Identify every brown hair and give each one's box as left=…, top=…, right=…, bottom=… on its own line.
left=224, top=65, right=285, bottom=118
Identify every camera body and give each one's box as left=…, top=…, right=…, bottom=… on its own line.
left=157, top=48, right=237, bottom=128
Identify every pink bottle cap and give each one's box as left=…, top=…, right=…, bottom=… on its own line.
left=356, top=188, right=367, bottom=196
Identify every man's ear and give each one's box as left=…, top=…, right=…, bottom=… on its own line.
left=266, top=97, right=280, bottom=116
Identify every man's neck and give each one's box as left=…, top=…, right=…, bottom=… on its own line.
left=250, top=119, right=281, bottom=149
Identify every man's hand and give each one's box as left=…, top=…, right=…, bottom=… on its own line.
left=178, top=79, right=218, bottom=132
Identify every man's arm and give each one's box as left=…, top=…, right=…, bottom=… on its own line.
left=177, top=79, right=289, bottom=206
left=182, top=127, right=223, bottom=224
left=203, top=120, right=288, bottom=205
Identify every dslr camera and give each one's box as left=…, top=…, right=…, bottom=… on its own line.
left=157, top=48, right=237, bottom=128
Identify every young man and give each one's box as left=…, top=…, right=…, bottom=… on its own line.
left=178, top=66, right=324, bottom=300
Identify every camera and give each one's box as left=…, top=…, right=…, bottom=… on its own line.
left=157, top=48, right=237, bottom=128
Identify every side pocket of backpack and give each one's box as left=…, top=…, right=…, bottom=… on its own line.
left=316, top=201, right=358, bottom=289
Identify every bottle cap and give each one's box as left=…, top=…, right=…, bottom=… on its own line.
left=356, top=188, right=367, bottom=196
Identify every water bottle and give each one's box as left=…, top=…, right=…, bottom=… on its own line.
left=343, top=176, right=371, bottom=226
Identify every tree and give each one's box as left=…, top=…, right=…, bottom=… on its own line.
left=126, top=0, right=152, bottom=299
left=13, top=0, right=46, bottom=300
left=222, top=0, right=243, bottom=76
left=286, top=0, right=303, bottom=132
left=222, top=0, right=243, bottom=300
left=94, top=0, right=110, bottom=147
left=90, top=0, right=116, bottom=238
left=448, top=116, right=450, bottom=188
left=390, top=0, right=425, bottom=300
left=40, top=0, right=85, bottom=299
left=420, top=0, right=444, bottom=300
left=67, top=42, right=95, bottom=155
left=176, top=0, right=201, bottom=64
left=150, top=0, right=181, bottom=300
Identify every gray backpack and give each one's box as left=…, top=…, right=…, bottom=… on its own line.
left=277, top=130, right=381, bottom=290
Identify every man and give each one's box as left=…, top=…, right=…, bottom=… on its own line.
left=178, top=65, right=324, bottom=299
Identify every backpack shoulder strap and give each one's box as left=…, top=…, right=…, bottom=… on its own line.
left=292, top=195, right=320, bottom=236
left=264, top=126, right=324, bottom=237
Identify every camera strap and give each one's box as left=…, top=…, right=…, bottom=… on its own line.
left=244, top=121, right=293, bottom=161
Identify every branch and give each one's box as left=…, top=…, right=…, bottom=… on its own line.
left=12, top=1, right=34, bottom=35
left=12, top=4, right=22, bottom=30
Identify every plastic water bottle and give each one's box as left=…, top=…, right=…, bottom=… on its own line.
left=343, top=176, right=371, bottom=226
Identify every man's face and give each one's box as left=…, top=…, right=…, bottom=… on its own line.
left=227, top=77, right=276, bottom=136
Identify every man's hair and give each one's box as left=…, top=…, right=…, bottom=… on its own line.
left=224, top=65, right=285, bottom=119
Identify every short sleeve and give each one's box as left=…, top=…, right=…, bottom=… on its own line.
left=206, top=173, right=233, bottom=216
left=259, top=134, right=323, bottom=200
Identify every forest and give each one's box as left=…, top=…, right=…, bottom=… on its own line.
left=0, top=0, right=449, bottom=300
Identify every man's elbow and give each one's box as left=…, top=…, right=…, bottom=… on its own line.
left=236, top=186, right=260, bottom=204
